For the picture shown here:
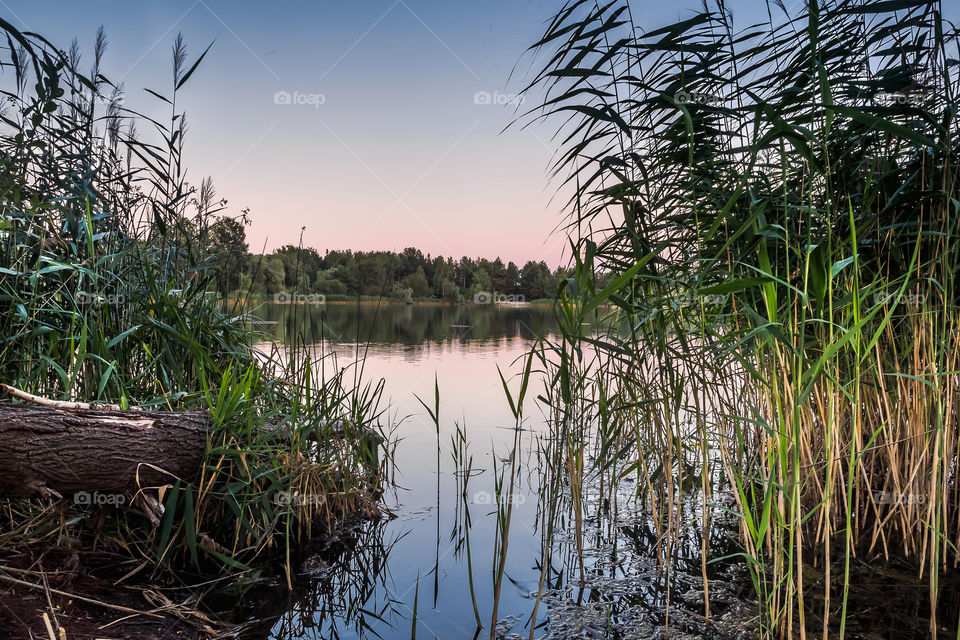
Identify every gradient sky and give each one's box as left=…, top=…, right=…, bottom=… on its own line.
left=1, top=0, right=776, bottom=266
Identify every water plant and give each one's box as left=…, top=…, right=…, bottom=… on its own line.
left=0, top=20, right=388, bottom=634
left=519, top=0, right=960, bottom=636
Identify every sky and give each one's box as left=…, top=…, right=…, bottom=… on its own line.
left=0, top=0, right=779, bottom=267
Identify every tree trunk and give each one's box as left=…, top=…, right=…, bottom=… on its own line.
left=0, top=403, right=209, bottom=498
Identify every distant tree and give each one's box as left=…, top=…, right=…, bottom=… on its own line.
left=403, top=266, right=432, bottom=298
left=356, top=252, right=389, bottom=296
left=400, top=247, right=425, bottom=278
left=520, top=261, right=541, bottom=299
left=551, top=267, right=569, bottom=296
left=431, top=255, right=452, bottom=294
left=243, top=244, right=560, bottom=301
left=337, top=258, right=360, bottom=292
left=423, top=253, right=436, bottom=285
left=314, top=275, right=347, bottom=295
left=505, top=261, right=520, bottom=291
left=388, top=283, right=413, bottom=302
left=323, top=249, right=352, bottom=268
left=206, top=216, right=249, bottom=295
left=274, top=245, right=323, bottom=289
left=520, top=260, right=557, bottom=299
left=455, top=256, right=476, bottom=290
left=250, top=255, right=285, bottom=294
left=296, top=273, right=311, bottom=292
left=542, top=263, right=560, bottom=298
left=471, top=266, right=492, bottom=295
left=487, top=257, right=509, bottom=292
left=440, top=279, right=460, bottom=301
left=236, top=271, right=253, bottom=297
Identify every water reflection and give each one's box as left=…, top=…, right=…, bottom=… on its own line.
left=251, top=302, right=557, bottom=346
left=245, top=303, right=553, bottom=639
left=242, top=303, right=746, bottom=640
left=232, top=518, right=400, bottom=639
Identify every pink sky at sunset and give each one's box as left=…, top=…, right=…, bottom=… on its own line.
left=0, top=0, right=721, bottom=267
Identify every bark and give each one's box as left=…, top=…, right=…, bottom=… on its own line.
left=0, top=403, right=209, bottom=498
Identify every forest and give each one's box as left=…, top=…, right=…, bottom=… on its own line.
left=204, top=218, right=565, bottom=301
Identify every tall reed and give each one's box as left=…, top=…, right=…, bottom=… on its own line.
left=0, top=20, right=388, bottom=612
left=520, top=0, right=960, bottom=636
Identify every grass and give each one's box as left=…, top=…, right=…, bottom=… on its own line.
left=0, top=20, right=388, bottom=634
left=3, top=3, right=958, bottom=637
left=514, top=0, right=960, bottom=637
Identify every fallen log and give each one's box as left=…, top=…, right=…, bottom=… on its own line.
left=0, top=403, right=209, bottom=499
left=0, top=385, right=384, bottom=501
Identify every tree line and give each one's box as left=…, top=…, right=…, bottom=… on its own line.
left=207, top=219, right=565, bottom=302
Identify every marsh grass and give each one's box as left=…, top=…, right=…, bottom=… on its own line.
left=0, top=20, right=388, bottom=632
left=517, top=0, right=960, bottom=637
left=486, top=352, right=535, bottom=638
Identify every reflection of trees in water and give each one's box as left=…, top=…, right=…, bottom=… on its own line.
left=256, top=304, right=558, bottom=346
left=236, top=518, right=401, bottom=639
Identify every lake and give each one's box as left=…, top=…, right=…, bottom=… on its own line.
left=248, top=302, right=559, bottom=639
left=243, top=302, right=744, bottom=640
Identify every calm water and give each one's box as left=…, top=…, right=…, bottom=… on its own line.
left=242, top=303, right=738, bottom=640
left=234, top=302, right=958, bottom=640
left=252, top=303, right=562, bottom=639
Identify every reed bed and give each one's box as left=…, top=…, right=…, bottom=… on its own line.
left=518, top=0, right=960, bottom=636
left=0, top=20, right=388, bottom=635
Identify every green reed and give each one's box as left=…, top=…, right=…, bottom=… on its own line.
left=518, top=0, right=960, bottom=637
left=0, top=19, right=388, bottom=617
